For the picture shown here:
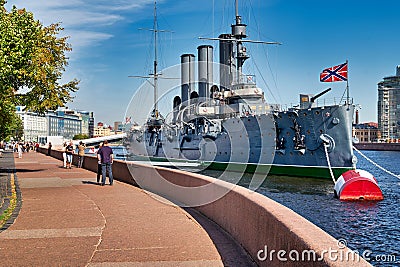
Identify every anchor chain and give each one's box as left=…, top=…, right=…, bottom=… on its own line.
left=353, top=146, right=400, bottom=180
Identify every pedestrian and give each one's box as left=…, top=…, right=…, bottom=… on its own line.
left=78, top=141, right=86, bottom=168
left=35, top=142, right=39, bottom=152
left=65, top=142, right=74, bottom=169
left=47, top=142, right=52, bottom=156
left=97, top=140, right=113, bottom=186
left=96, top=143, right=103, bottom=183
left=62, top=142, right=67, bottom=168
left=17, top=142, right=23, bottom=158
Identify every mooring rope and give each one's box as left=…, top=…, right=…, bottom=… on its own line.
left=353, top=146, right=400, bottom=180
left=324, top=144, right=336, bottom=183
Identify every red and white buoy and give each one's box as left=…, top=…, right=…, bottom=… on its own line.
left=334, top=170, right=384, bottom=201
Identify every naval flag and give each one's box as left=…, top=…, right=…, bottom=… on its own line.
left=320, top=62, right=348, bottom=82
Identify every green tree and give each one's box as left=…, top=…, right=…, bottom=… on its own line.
left=73, top=134, right=89, bottom=140
left=0, top=1, right=79, bottom=139
left=0, top=97, right=23, bottom=140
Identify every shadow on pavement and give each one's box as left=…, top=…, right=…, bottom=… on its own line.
left=184, top=208, right=257, bottom=267
left=12, top=169, right=46, bottom=173
left=82, top=181, right=100, bottom=185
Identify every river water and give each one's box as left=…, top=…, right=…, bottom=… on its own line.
left=200, top=151, right=400, bottom=266
left=127, top=150, right=399, bottom=265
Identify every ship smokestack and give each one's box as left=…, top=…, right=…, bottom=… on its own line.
left=172, top=96, right=181, bottom=124
left=219, top=34, right=234, bottom=91
left=355, top=109, right=359, bottom=125
left=197, top=45, right=213, bottom=100
left=180, top=54, right=195, bottom=107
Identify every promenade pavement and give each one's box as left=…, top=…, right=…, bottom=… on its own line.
left=0, top=151, right=255, bottom=266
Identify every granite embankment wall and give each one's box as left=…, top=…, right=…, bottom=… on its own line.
left=39, top=148, right=370, bottom=267
left=354, top=142, right=400, bottom=151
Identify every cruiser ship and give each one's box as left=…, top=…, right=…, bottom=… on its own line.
left=125, top=0, right=356, bottom=179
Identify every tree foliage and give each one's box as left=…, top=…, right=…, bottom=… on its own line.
left=0, top=1, right=79, bottom=139
left=0, top=96, right=23, bottom=140
left=73, top=133, right=89, bottom=140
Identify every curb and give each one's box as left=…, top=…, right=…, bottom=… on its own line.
left=0, top=153, right=23, bottom=232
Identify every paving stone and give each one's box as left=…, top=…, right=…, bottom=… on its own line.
left=0, top=151, right=254, bottom=266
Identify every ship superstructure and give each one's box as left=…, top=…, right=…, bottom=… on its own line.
left=126, top=0, right=356, bottom=179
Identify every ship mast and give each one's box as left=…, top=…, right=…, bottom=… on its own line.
left=148, top=1, right=175, bottom=118
left=233, top=0, right=249, bottom=83
left=199, top=0, right=281, bottom=87
left=129, top=1, right=171, bottom=120
left=153, top=0, right=159, bottom=117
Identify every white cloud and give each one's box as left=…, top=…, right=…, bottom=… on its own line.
left=66, top=30, right=114, bottom=50
left=5, top=0, right=155, bottom=50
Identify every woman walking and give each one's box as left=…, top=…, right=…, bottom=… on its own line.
left=65, top=142, right=74, bottom=169
left=17, top=142, right=23, bottom=158
left=62, top=142, right=67, bottom=168
left=47, top=142, right=52, bottom=156
left=78, top=141, right=86, bottom=168
left=96, top=143, right=103, bottom=183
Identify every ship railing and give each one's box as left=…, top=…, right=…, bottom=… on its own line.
left=234, top=74, right=256, bottom=85
left=280, top=97, right=354, bottom=111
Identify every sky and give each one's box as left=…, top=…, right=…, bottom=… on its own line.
left=5, top=0, right=400, bottom=125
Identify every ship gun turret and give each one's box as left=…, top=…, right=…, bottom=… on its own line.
left=311, top=88, right=332, bottom=103
left=300, top=88, right=332, bottom=109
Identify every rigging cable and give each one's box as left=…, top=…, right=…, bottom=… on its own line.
left=248, top=0, right=283, bottom=105
left=251, top=56, right=279, bottom=104
left=353, top=146, right=400, bottom=180
left=338, top=86, right=347, bottom=105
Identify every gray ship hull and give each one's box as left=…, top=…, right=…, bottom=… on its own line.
left=127, top=104, right=355, bottom=179
left=272, top=104, right=355, bottom=176
left=129, top=113, right=275, bottom=169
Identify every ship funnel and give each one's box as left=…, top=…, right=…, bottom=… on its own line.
left=180, top=54, right=195, bottom=107
left=197, top=45, right=213, bottom=100
left=172, top=96, right=181, bottom=124
left=219, top=34, right=234, bottom=91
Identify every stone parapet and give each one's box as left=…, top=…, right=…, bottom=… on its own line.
left=38, top=147, right=371, bottom=266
